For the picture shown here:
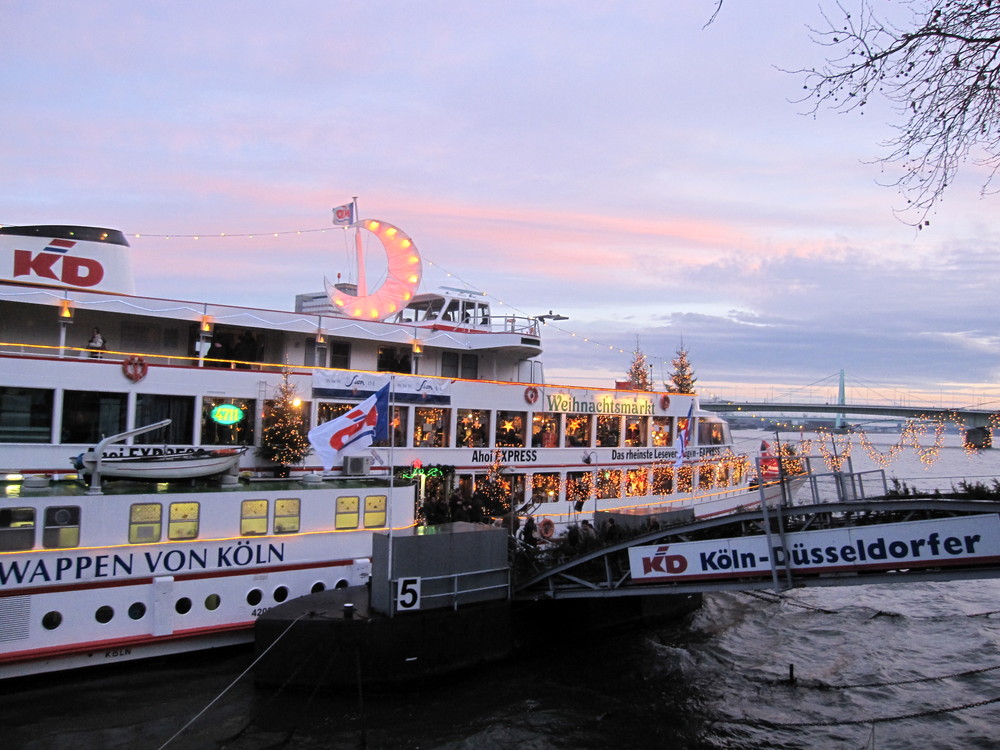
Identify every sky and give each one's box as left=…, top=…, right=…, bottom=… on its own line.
left=3, top=1, right=1000, bottom=408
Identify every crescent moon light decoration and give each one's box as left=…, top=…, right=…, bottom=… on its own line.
left=325, top=219, right=423, bottom=321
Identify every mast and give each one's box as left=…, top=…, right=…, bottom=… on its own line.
left=352, top=196, right=366, bottom=296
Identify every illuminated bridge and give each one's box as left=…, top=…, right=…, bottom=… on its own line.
left=700, top=401, right=998, bottom=447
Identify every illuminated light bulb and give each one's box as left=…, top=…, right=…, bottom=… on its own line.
left=367, top=221, right=380, bottom=231
left=386, top=227, right=397, bottom=237
left=351, top=308, right=363, bottom=317
left=401, top=239, right=411, bottom=248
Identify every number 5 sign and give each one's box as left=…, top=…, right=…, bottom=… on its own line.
left=396, top=577, right=422, bottom=611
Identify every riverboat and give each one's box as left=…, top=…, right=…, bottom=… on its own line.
left=0, top=213, right=776, bottom=678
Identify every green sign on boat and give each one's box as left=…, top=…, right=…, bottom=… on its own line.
left=211, top=404, right=244, bottom=425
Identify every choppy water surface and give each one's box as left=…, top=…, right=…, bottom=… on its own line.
left=5, top=432, right=1000, bottom=749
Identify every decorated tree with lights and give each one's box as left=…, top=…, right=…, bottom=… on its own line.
left=478, top=449, right=512, bottom=519
left=669, top=345, right=697, bottom=394
left=624, top=344, right=652, bottom=391
left=258, top=371, right=311, bottom=476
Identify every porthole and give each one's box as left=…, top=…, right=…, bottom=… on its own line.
left=247, top=588, right=263, bottom=606
left=205, top=594, right=221, bottom=611
left=273, top=586, right=289, bottom=603
left=128, top=602, right=146, bottom=620
left=95, top=605, right=114, bottom=624
left=42, top=611, right=62, bottom=630
left=310, top=582, right=325, bottom=594
left=175, top=597, right=192, bottom=615
left=334, top=579, right=349, bottom=589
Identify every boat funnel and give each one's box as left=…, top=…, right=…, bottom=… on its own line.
left=0, top=224, right=135, bottom=294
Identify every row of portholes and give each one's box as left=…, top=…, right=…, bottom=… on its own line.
left=40, top=579, right=334, bottom=631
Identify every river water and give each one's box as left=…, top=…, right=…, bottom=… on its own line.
left=4, top=431, right=1000, bottom=749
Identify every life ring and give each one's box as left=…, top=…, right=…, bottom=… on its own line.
left=122, top=356, right=148, bottom=383
left=524, top=386, right=539, bottom=405
left=660, top=394, right=671, bottom=410
left=538, top=518, right=555, bottom=539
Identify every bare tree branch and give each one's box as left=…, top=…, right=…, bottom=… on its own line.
left=714, top=1, right=1000, bottom=226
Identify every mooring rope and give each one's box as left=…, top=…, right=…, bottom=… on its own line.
left=156, top=613, right=306, bottom=750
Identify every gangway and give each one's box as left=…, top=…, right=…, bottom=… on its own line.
left=513, top=492, right=1000, bottom=601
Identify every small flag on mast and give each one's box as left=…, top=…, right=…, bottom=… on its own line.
left=332, top=202, right=355, bottom=226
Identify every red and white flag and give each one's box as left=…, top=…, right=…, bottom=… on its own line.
left=332, top=202, right=355, bottom=226
left=308, top=384, right=389, bottom=471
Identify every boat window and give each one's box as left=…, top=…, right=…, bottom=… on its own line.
left=42, top=506, right=80, bottom=549
left=495, top=411, right=526, bottom=448
left=95, top=606, right=114, bottom=624
left=651, top=417, right=674, bottom=447
left=567, top=471, right=593, bottom=509
left=335, top=496, right=360, bottom=529
left=596, top=415, right=621, bottom=448
left=374, top=406, right=408, bottom=448
left=441, top=352, right=479, bottom=380
left=42, top=611, right=62, bottom=630
left=377, top=346, right=411, bottom=374
left=596, top=469, right=622, bottom=500
left=414, top=407, right=450, bottom=447
left=317, top=402, right=353, bottom=424
left=135, top=394, right=196, bottom=444
left=675, top=465, right=693, bottom=494
left=168, top=502, right=199, bottom=540
left=440, top=299, right=459, bottom=322
left=531, top=413, right=560, bottom=448
left=363, top=495, right=387, bottom=528
left=61, top=390, right=127, bottom=444
left=330, top=341, right=351, bottom=369
left=652, top=465, right=674, bottom=495
left=564, top=414, right=592, bottom=448
left=241, top=500, right=269, bottom=536
left=129, top=503, right=162, bottom=543
left=626, top=468, right=648, bottom=497
left=504, top=473, right=526, bottom=510
left=624, top=416, right=648, bottom=447
left=698, top=464, right=713, bottom=490
left=531, top=473, right=560, bottom=503
left=274, top=498, right=300, bottom=534
left=201, top=398, right=255, bottom=446
left=205, top=594, right=221, bottom=611
left=699, top=420, right=728, bottom=445
left=247, top=589, right=263, bottom=606
left=0, top=387, right=53, bottom=443
left=128, top=602, right=146, bottom=620
left=0, top=507, right=35, bottom=551
left=457, top=409, right=490, bottom=447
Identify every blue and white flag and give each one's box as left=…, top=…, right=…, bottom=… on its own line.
left=308, top=384, right=389, bottom=471
left=332, top=202, right=356, bottom=226
left=675, top=401, right=694, bottom=468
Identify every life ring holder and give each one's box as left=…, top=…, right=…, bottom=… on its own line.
left=122, top=356, right=149, bottom=383
left=538, top=518, right=555, bottom=540
left=659, top=394, right=671, bottom=411
left=524, top=386, right=540, bottom=405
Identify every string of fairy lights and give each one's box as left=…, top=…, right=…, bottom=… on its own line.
left=744, top=409, right=1000, bottom=473
left=23, top=220, right=653, bottom=370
